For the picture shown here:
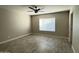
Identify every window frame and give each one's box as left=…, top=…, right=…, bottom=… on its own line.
left=39, top=17, right=56, bottom=32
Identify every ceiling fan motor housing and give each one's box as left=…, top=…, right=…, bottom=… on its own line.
left=29, top=6, right=41, bottom=13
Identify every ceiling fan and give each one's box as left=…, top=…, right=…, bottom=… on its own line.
left=28, top=5, right=44, bottom=13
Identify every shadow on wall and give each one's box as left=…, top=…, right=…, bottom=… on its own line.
left=0, top=8, right=31, bottom=42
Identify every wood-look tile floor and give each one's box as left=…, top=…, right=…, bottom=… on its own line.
left=0, top=34, right=73, bottom=53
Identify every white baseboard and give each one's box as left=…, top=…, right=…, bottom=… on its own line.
left=0, top=33, right=32, bottom=44
left=72, top=45, right=76, bottom=53
left=33, top=33, right=68, bottom=39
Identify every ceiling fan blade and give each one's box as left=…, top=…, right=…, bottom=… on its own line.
left=40, top=8, right=44, bottom=10
left=29, top=7, right=35, bottom=10
left=37, top=8, right=41, bottom=11
left=37, top=8, right=44, bottom=12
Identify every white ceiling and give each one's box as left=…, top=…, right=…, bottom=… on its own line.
left=0, top=5, right=73, bottom=15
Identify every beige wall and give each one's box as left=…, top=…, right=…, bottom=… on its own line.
left=72, top=6, right=79, bottom=52
left=0, top=8, right=31, bottom=42
left=31, top=11, right=69, bottom=37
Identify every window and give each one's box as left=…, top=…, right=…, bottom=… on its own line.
left=39, top=17, right=55, bottom=32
